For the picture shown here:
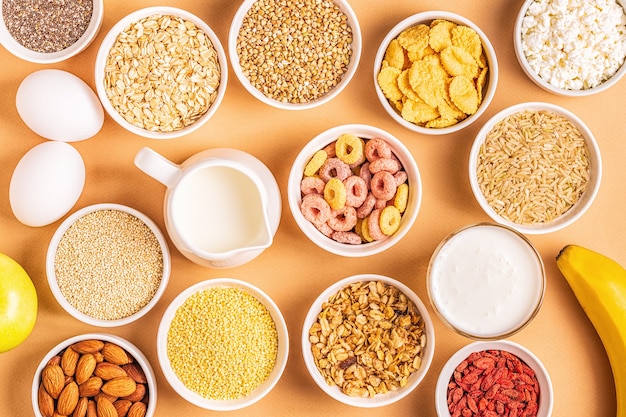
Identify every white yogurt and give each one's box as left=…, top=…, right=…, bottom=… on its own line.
left=428, top=224, right=544, bottom=338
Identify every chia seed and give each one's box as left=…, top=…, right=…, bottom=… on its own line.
left=2, top=0, right=93, bottom=53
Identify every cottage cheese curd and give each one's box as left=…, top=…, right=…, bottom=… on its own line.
left=521, top=0, right=626, bottom=90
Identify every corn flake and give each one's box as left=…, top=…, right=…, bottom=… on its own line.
left=384, top=39, right=407, bottom=70
left=428, top=19, right=456, bottom=52
left=408, top=54, right=449, bottom=108
left=449, top=75, right=479, bottom=115
left=377, top=63, right=404, bottom=102
left=451, top=25, right=483, bottom=61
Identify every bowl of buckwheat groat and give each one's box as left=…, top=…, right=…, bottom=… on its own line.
left=514, top=0, right=626, bottom=96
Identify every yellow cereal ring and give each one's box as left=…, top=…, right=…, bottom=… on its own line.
left=359, top=216, right=375, bottom=242
left=394, top=183, right=409, bottom=213
left=324, top=177, right=347, bottom=210
left=379, top=206, right=402, bottom=236
left=335, top=133, right=364, bottom=165
left=304, top=150, right=328, bottom=177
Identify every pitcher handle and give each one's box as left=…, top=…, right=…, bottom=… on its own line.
left=134, top=147, right=182, bottom=188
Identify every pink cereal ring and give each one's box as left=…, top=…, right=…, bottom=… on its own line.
left=319, top=157, right=351, bottom=182
left=364, top=137, right=393, bottom=162
left=301, top=176, right=326, bottom=195
left=370, top=171, right=397, bottom=200
left=316, top=221, right=334, bottom=237
left=331, top=231, right=362, bottom=245
left=343, top=175, right=368, bottom=207
left=356, top=192, right=376, bottom=218
left=328, top=206, right=357, bottom=232
left=323, top=141, right=337, bottom=158
left=359, top=162, right=371, bottom=188
left=375, top=198, right=389, bottom=210
left=367, top=209, right=388, bottom=241
left=369, top=157, right=401, bottom=174
left=394, top=170, right=408, bottom=186
left=300, top=194, right=331, bottom=225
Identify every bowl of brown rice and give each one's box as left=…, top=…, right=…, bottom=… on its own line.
left=228, top=0, right=361, bottom=110
left=46, top=203, right=170, bottom=327
left=157, top=278, right=289, bottom=411
left=94, top=7, right=227, bottom=139
left=468, top=102, right=602, bottom=234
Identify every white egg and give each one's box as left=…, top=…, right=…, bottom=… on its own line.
left=16, top=69, right=104, bottom=142
left=9, top=142, right=86, bottom=227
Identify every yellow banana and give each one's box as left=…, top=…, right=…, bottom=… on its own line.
left=556, top=244, right=626, bottom=417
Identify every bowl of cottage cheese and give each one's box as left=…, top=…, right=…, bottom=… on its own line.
left=515, top=0, right=626, bottom=96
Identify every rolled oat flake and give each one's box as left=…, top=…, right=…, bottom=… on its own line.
left=2, top=0, right=93, bottom=53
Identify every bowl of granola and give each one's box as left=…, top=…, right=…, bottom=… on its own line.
left=302, top=274, right=435, bottom=407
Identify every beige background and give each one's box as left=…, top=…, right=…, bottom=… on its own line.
left=1, top=0, right=624, bottom=416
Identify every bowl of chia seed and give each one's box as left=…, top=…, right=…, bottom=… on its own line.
left=45, top=203, right=171, bottom=327
left=0, top=0, right=103, bottom=64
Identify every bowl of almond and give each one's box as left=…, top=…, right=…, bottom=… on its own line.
left=32, top=333, right=156, bottom=417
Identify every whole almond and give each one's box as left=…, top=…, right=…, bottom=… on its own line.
left=72, top=340, right=104, bottom=354
left=61, top=347, right=80, bottom=377
left=127, top=402, right=146, bottom=417
left=38, top=382, right=55, bottom=417
left=96, top=397, right=117, bottom=417
left=76, top=354, right=97, bottom=385
left=102, top=377, right=136, bottom=398
left=121, top=383, right=145, bottom=403
left=42, top=364, right=65, bottom=399
left=72, top=397, right=89, bottom=417
left=95, top=392, right=118, bottom=404
left=112, top=399, right=132, bottom=417
left=47, top=355, right=62, bottom=367
left=94, top=362, right=127, bottom=381
left=121, top=363, right=147, bottom=384
left=79, top=376, right=103, bottom=397
left=102, top=343, right=130, bottom=365
left=57, top=381, right=79, bottom=416
left=87, top=400, right=97, bottom=417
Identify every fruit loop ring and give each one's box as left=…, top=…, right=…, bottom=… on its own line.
left=369, top=158, right=401, bottom=174
left=394, top=183, right=409, bottom=213
left=343, top=175, right=368, bottom=207
left=359, top=162, right=372, bottom=187
left=300, top=194, right=331, bottom=225
left=356, top=193, right=376, bottom=219
left=370, top=171, right=397, bottom=200
left=379, top=206, right=402, bottom=235
left=331, top=230, right=362, bottom=244
left=328, top=206, right=358, bottom=232
left=367, top=208, right=388, bottom=241
left=324, top=178, right=347, bottom=210
left=319, top=157, right=352, bottom=182
left=301, top=176, right=326, bottom=195
left=335, top=133, right=364, bottom=165
left=364, top=137, right=393, bottom=161
left=304, top=150, right=328, bottom=177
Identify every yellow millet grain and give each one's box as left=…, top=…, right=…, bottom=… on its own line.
left=167, top=287, right=278, bottom=400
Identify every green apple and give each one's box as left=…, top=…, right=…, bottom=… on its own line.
left=0, top=252, right=37, bottom=353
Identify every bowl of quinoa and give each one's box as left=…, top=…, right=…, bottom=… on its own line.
left=0, top=0, right=103, bottom=63
left=228, top=0, right=361, bottom=110
left=157, top=278, right=289, bottom=411
left=515, top=0, right=626, bottom=96
left=46, top=203, right=170, bottom=327
left=469, top=102, right=602, bottom=234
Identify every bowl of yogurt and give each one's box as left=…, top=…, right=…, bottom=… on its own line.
left=427, top=223, right=545, bottom=340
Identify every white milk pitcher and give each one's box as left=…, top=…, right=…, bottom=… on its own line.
left=134, top=147, right=281, bottom=268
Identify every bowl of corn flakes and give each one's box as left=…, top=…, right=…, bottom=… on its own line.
left=374, top=11, right=498, bottom=135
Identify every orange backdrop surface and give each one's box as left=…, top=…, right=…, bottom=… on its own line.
left=1, top=1, right=625, bottom=416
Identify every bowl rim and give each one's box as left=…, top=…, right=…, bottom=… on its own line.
left=373, top=10, right=499, bottom=135
left=45, top=203, right=171, bottom=327
left=93, top=6, right=228, bottom=139
left=426, top=222, right=546, bottom=340
left=468, top=101, right=603, bottom=234
left=31, top=332, right=158, bottom=417
left=287, top=123, right=422, bottom=257
left=228, top=0, right=362, bottom=110
left=301, top=273, right=436, bottom=408
left=513, top=0, right=626, bottom=96
left=435, top=340, right=554, bottom=417
left=0, top=0, right=103, bottom=64
left=156, top=278, right=289, bottom=411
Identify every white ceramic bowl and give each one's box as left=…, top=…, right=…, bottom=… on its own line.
left=435, top=340, right=553, bottom=417
left=0, top=0, right=103, bottom=64
left=469, top=102, right=602, bottom=235
left=94, top=7, right=228, bottom=139
left=157, top=278, right=289, bottom=411
left=46, top=203, right=170, bottom=327
left=32, top=333, right=157, bottom=417
left=373, top=11, right=498, bottom=135
left=228, top=0, right=361, bottom=110
left=288, top=124, right=421, bottom=257
left=514, top=0, right=626, bottom=96
left=302, top=274, right=435, bottom=408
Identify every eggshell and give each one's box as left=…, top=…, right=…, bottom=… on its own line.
left=9, top=142, right=86, bottom=227
left=16, top=69, right=104, bottom=142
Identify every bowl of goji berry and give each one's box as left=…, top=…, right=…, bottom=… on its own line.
left=435, top=340, right=553, bottom=417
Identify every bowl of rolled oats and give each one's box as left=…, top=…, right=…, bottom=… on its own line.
left=228, top=0, right=361, bottom=110
left=468, top=102, right=602, bottom=234
left=302, top=274, right=435, bottom=408
left=373, top=11, right=498, bottom=135
left=157, top=278, right=289, bottom=411
left=94, top=7, right=227, bottom=139
left=514, top=0, right=626, bottom=96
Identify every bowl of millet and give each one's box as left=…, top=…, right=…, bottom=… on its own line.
left=156, top=278, right=289, bottom=411
left=228, top=0, right=362, bottom=110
